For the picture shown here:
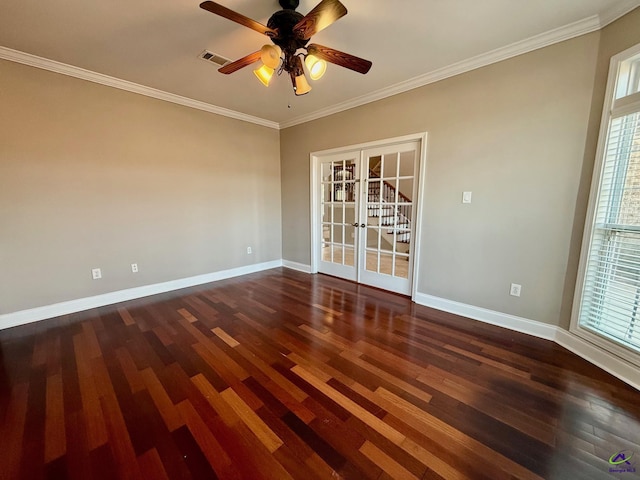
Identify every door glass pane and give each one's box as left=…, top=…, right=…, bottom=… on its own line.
left=345, top=224, right=355, bottom=247
left=398, top=179, right=413, bottom=202
left=382, top=154, right=398, bottom=179
left=322, top=204, right=330, bottom=222
left=366, top=226, right=379, bottom=249
left=322, top=245, right=331, bottom=262
left=322, top=223, right=331, bottom=242
left=380, top=233, right=394, bottom=253
left=322, top=183, right=333, bottom=203
left=322, top=162, right=333, bottom=181
left=368, top=156, right=382, bottom=177
left=394, top=254, right=409, bottom=278
left=368, top=180, right=381, bottom=209
left=399, top=151, right=415, bottom=178
left=344, top=247, right=355, bottom=267
left=366, top=250, right=378, bottom=273
left=379, top=252, right=394, bottom=275
left=332, top=225, right=343, bottom=245
left=394, top=229, right=410, bottom=253
left=334, top=204, right=344, bottom=224
left=345, top=205, right=356, bottom=231
left=345, top=181, right=356, bottom=203
left=379, top=204, right=395, bottom=229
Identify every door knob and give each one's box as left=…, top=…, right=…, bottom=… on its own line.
left=360, top=223, right=366, bottom=228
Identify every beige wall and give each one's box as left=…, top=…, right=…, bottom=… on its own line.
left=0, top=60, right=282, bottom=314
left=281, top=33, right=603, bottom=327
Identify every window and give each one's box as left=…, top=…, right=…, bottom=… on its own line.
left=573, top=44, right=640, bottom=364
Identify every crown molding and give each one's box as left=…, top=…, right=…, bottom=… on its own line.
left=598, top=0, right=640, bottom=27
left=0, top=46, right=279, bottom=130
left=279, top=15, right=603, bottom=128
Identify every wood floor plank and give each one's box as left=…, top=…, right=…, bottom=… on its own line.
left=99, top=393, right=142, bottom=480
left=359, top=440, right=419, bottom=480
left=0, top=383, right=29, bottom=480
left=63, top=411, right=92, bottom=479
left=1, top=268, right=638, bottom=479
left=117, top=307, right=136, bottom=326
left=72, top=333, right=108, bottom=450
left=175, top=399, right=240, bottom=479
left=220, top=387, right=284, bottom=453
left=212, top=327, right=240, bottom=348
left=140, top=367, right=185, bottom=432
left=44, top=373, right=66, bottom=463
left=137, top=448, right=171, bottom=480
left=115, top=347, right=146, bottom=395
left=177, top=308, right=199, bottom=324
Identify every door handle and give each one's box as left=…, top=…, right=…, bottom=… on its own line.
left=352, top=222, right=358, bottom=227
left=360, top=223, right=366, bottom=228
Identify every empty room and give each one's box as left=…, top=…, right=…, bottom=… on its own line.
left=2, top=1, right=640, bottom=479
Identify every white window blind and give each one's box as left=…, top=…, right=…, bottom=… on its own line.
left=577, top=48, right=640, bottom=360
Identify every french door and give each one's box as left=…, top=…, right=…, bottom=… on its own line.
left=314, top=139, right=421, bottom=295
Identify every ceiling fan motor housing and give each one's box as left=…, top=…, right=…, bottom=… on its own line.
left=278, top=0, right=299, bottom=10
left=267, top=9, right=309, bottom=62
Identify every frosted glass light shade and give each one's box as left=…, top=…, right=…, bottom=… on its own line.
left=260, top=44, right=282, bottom=69
left=304, top=55, right=327, bottom=80
left=254, top=65, right=274, bottom=86
left=294, top=74, right=312, bottom=95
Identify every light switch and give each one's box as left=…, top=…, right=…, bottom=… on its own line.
left=462, top=191, right=472, bottom=204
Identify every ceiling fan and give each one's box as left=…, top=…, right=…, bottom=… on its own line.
left=199, top=0, right=372, bottom=95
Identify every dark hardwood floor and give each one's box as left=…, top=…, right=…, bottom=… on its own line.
left=1, top=268, right=639, bottom=480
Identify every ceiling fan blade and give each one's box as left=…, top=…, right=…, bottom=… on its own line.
left=293, top=0, right=347, bottom=40
left=218, top=51, right=262, bottom=74
left=200, top=1, right=277, bottom=37
left=307, top=44, right=372, bottom=74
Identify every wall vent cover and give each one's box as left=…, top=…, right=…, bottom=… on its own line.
left=198, top=50, right=230, bottom=67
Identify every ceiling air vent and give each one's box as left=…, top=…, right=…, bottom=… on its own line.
left=198, top=50, right=230, bottom=67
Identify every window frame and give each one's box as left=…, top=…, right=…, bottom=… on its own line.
left=571, top=41, right=640, bottom=367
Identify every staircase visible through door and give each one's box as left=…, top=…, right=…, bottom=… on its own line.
left=314, top=139, right=421, bottom=295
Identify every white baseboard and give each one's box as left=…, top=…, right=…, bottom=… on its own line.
left=414, top=292, right=639, bottom=391
left=282, top=260, right=312, bottom=273
left=0, top=260, right=283, bottom=330
left=414, top=293, right=558, bottom=340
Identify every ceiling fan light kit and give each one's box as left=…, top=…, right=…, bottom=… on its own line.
left=305, top=54, right=327, bottom=81
left=254, top=63, right=275, bottom=86
left=199, top=0, right=372, bottom=96
left=259, top=44, right=282, bottom=69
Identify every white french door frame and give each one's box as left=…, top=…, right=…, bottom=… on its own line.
left=310, top=132, right=428, bottom=300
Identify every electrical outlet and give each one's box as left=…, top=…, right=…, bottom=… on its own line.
left=510, top=283, right=522, bottom=297
left=92, top=268, right=102, bottom=280
left=247, top=246, right=252, bottom=254
left=131, top=263, right=138, bottom=273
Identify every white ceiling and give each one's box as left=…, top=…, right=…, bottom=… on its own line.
left=1, top=0, right=639, bottom=127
